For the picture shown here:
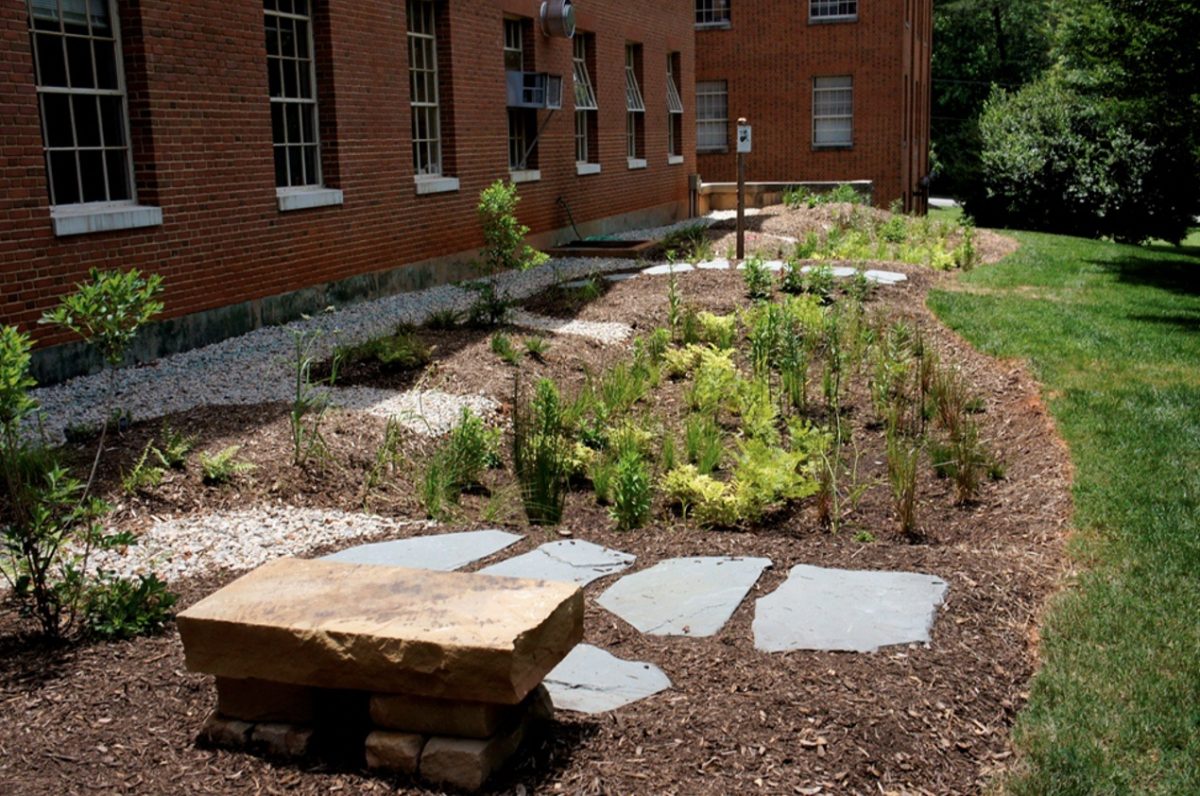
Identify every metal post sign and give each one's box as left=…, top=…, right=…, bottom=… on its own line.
left=737, top=123, right=752, bottom=154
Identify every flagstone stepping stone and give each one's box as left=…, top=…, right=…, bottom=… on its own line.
left=479, top=540, right=635, bottom=587
left=597, top=556, right=772, bottom=637
left=696, top=258, right=732, bottom=270
left=640, top=263, right=695, bottom=276
left=752, top=564, right=948, bottom=653
left=605, top=272, right=639, bottom=282
left=323, top=530, right=523, bottom=571
left=800, top=265, right=858, bottom=278
left=543, top=644, right=671, bottom=714
left=863, top=269, right=908, bottom=284
left=735, top=259, right=785, bottom=271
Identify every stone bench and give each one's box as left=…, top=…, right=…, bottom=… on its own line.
left=178, top=557, right=583, bottom=790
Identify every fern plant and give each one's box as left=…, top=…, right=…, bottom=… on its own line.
left=200, top=446, right=254, bottom=485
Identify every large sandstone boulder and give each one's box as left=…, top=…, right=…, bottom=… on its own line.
left=178, top=558, right=583, bottom=704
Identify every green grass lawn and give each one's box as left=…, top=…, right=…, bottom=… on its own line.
left=927, top=228, right=1200, bottom=794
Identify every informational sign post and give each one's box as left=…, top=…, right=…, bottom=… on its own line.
left=736, top=118, right=750, bottom=260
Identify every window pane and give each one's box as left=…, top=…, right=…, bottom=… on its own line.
left=288, top=146, right=303, bottom=187
left=282, top=58, right=298, bottom=97
left=49, top=150, right=80, bottom=205
left=98, top=95, right=124, bottom=145
left=66, top=35, right=95, bottom=88
left=274, top=147, right=288, bottom=186
left=34, top=33, right=68, bottom=87
left=265, top=15, right=280, bottom=57
left=300, top=105, right=314, bottom=143
left=285, top=103, right=301, bottom=144
left=279, top=18, right=296, bottom=59
left=303, top=145, right=318, bottom=185
left=78, top=148, right=107, bottom=202
left=41, top=93, right=75, bottom=148
left=298, top=61, right=312, bottom=100
left=93, top=38, right=118, bottom=89
left=268, top=60, right=283, bottom=98
left=105, top=149, right=130, bottom=201
left=72, top=94, right=101, bottom=147
left=271, top=102, right=285, bottom=144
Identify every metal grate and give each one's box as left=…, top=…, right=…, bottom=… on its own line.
left=27, top=0, right=134, bottom=206
left=408, top=0, right=442, bottom=177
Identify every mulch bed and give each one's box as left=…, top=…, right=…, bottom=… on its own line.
left=0, top=230, right=1072, bottom=795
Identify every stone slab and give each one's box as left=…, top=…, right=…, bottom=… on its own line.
left=800, top=265, right=858, bottom=278
left=597, top=557, right=772, bottom=637
left=863, top=269, right=908, bottom=284
left=178, top=558, right=584, bottom=704
left=217, top=677, right=314, bottom=723
left=322, top=529, right=522, bottom=571
left=695, top=258, right=732, bottom=270
left=641, top=263, right=695, bottom=276
left=735, top=259, right=785, bottom=272
left=479, top=540, right=635, bottom=587
left=365, top=730, right=425, bottom=775
left=198, top=713, right=253, bottom=749
left=371, top=692, right=516, bottom=739
left=752, top=564, right=948, bottom=653
left=544, top=644, right=671, bottom=714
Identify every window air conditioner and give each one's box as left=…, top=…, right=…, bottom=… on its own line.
left=506, top=72, right=564, bottom=110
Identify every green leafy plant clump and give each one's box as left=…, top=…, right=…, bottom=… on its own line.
left=337, top=327, right=431, bottom=373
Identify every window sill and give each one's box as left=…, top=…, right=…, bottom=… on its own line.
left=510, top=169, right=541, bottom=183
left=809, top=15, right=858, bottom=25
left=695, top=21, right=732, bottom=30
left=51, top=203, right=163, bottom=237
left=414, top=176, right=460, bottom=195
left=697, top=147, right=728, bottom=155
left=667, top=155, right=685, bottom=166
left=576, top=162, right=602, bottom=176
left=277, top=187, right=344, bottom=212
left=813, top=144, right=854, bottom=151
left=627, top=158, right=648, bottom=170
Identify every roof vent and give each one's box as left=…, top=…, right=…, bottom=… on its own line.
left=541, top=0, right=576, bottom=38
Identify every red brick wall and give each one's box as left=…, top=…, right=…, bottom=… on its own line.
left=0, top=0, right=694, bottom=347
left=694, top=0, right=931, bottom=209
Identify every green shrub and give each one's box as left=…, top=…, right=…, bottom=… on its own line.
left=686, top=347, right=738, bottom=416
left=446, top=408, right=501, bottom=487
left=684, top=413, right=724, bottom=475
left=40, top=268, right=164, bottom=368
left=513, top=378, right=571, bottom=525
left=609, top=450, right=653, bottom=530
left=742, top=256, right=774, bottom=301
left=663, top=344, right=705, bottom=379
left=477, top=180, right=548, bottom=276
left=491, top=332, right=520, bottom=366
left=734, top=378, right=780, bottom=445
left=695, top=312, right=737, bottom=349
left=82, top=573, right=176, bottom=640
left=338, top=328, right=430, bottom=372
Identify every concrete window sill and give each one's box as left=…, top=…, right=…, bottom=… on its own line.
left=627, top=158, right=648, bottom=170
left=510, top=169, right=541, bottom=184
left=812, top=144, right=854, bottom=151
left=667, top=155, right=684, bottom=166
left=414, top=176, right=460, bottom=195
left=51, top=203, right=163, bottom=237
left=695, top=21, right=732, bottom=30
left=576, top=162, right=602, bottom=176
left=277, top=187, right=344, bottom=212
left=809, top=16, right=858, bottom=25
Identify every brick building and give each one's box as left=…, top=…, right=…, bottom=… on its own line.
left=1, top=0, right=929, bottom=380
left=693, top=0, right=931, bottom=212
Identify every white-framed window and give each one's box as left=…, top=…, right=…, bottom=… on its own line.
left=265, top=0, right=322, bottom=189
left=696, top=80, right=727, bottom=152
left=407, top=0, right=443, bottom=178
left=505, top=18, right=536, bottom=172
left=27, top=0, right=134, bottom=207
left=695, top=0, right=731, bottom=26
left=625, top=44, right=645, bottom=162
left=813, top=76, right=853, bottom=147
left=573, top=34, right=598, bottom=165
left=666, top=54, right=684, bottom=158
left=810, top=0, right=857, bottom=21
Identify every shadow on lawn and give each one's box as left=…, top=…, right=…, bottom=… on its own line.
left=1093, top=245, right=1200, bottom=298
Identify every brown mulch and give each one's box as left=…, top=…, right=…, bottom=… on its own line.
left=0, top=234, right=1072, bottom=796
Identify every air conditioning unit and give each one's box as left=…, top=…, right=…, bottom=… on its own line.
left=506, top=71, right=564, bottom=110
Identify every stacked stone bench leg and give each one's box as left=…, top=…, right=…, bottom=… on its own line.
left=179, top=558, right=583, bottom=791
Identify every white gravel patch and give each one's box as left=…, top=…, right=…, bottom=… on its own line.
left=510, top=310, right=633, bottom=345
left=331, top=388, right=498, bottom=435
left=29, top=256, right=641, bottom=444
left=89, top=506, right=434, bottom=583
left=608, top=216, right=715, bottom=242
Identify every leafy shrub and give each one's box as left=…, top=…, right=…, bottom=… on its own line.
left=491, top=332, right=520, bottom=366
left=696, top=312, right=737, bottom=349
left=200, top=446, right=254, bottom=485
left=742, top=256, right=774, bottom=301
left=40, top=268, right=164, bottom=368
left=734, top=378, right=780, bottom=445
left=477, top=180, right=548, bottom=276
left=663, top=344, right=705, bottom=379
left=513, top=378, right=571, bottom=525
left=445, top=408, right=501, bottom=487
left=609, top=450, right=653, bottom=530
left=970, top=77, right=1171, bottom=243
left=686, top=347, right=738, bottom=416
left=82, top=573, right=176, bottom=640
